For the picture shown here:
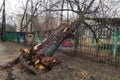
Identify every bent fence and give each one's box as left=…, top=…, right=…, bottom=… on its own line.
left=78, top=25, right=120, bottom=67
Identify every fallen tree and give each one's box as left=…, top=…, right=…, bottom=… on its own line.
left=0, top=19, right=80, bottom=74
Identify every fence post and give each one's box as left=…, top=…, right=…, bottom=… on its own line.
left=113, top=26, right=119, bottom=55
left=74, top=26, right=79, bottom=55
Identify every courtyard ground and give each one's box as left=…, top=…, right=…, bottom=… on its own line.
left=0, top=42, right=120, bottom=80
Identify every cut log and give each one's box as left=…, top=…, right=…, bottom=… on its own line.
left=19, top=54, right=37, bottom=74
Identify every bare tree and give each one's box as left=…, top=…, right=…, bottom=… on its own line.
left=1, top=0, right=6, bottom=41
left=19, top=0, right=43, bottom=32
left=44, top=0, right=100, bottom=43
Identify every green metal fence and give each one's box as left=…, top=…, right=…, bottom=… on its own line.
left=5, top=32, right=18, bottom=42
left=0, top=32, right=35, bottom=45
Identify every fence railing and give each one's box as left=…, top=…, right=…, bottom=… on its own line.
left=78, top=37, right=120, bottom=67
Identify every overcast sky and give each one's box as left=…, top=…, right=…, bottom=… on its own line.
left=1, top=0, right=120, bottom=25
left=0, top=0, right=120, bottom=15
left=0, top=0, right=20, bottom=24
left=0, top=0, right=21, bottom=15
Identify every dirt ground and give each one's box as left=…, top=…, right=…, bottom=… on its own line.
left=0, top=42, right=120, bottom=80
